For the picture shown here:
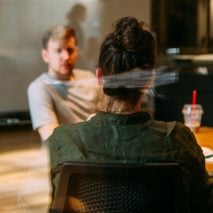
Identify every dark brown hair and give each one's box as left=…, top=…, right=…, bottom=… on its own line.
left=98, top=16, right=156, bottom=104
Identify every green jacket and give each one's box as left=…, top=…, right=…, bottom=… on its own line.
left=47, top=111, right=211, bottom=212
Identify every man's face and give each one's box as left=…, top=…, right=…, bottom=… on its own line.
left=42, top=37, right=78, bottom=80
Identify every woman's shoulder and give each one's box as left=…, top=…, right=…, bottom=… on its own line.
left=149, top=119, right=176, bottom=135
left=150, top=120, right=201, bottom=155
left=149, top=120, right=197, bottom=148
left=53, top=121, right=86, bottom=135
left=150, top=119, right=191, bottom=135
left=50, top=120, right=93, bottom=143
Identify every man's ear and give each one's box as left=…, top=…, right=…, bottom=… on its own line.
left=96, top=68, right=103, bottom=85
left=41, top=49, right=49, bottom=63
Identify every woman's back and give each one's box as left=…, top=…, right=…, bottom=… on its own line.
left=48, top=111, right=210, bottom=212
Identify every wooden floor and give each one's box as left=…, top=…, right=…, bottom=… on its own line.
left=0, top=126, right=51, bottom=213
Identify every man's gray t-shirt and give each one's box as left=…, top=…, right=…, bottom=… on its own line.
left=28, top=69, right=100, bottom=130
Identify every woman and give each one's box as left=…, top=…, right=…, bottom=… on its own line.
left=47, top=16, right=211, bottom=212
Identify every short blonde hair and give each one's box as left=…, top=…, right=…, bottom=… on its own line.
left=42, top=25, right=77, bottom=49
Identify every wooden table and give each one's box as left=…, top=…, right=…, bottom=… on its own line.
left=194, top=127, right=213, bottom=173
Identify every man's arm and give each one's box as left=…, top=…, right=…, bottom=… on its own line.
left=38, top=121, right=58, bottom=141
left=28, top=79, right=59, bottom=141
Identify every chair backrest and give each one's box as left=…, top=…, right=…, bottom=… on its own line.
left=51, top=162, right=189, bottom=213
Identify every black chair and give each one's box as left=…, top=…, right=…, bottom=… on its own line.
left=51, top=162, right=189, bottom=213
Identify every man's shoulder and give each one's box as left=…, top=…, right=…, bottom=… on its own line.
left=28, top=73, right=47, bottom=88
left=28, top=73, right=52, bottom=92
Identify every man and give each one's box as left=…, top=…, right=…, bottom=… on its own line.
left=28, top=26, right=100, bottom=141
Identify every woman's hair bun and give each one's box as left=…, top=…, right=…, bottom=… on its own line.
left=112, top=16, right=145, bottom=52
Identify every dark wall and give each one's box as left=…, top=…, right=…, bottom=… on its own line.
left=155, top=65, right=213, bottom=126
left=167, top=0, right=197, bottom=47
left=152, top=0, right=209, bottom=51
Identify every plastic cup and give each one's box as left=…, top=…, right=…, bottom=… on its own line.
left=182, top=104, right=203, bottom=132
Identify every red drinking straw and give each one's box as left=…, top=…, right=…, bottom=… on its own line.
left=192, top=89, right=197, bottom=106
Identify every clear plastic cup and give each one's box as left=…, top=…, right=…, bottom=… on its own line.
left=182, top=104, right=203, bottom=132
